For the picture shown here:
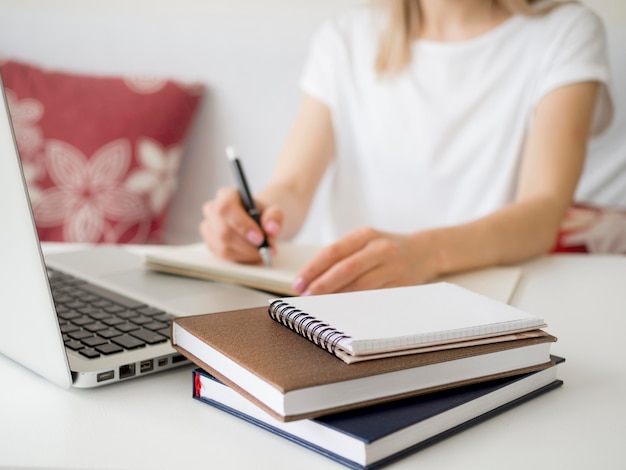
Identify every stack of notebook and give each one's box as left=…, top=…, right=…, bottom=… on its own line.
left=171, top=281, right=563, bottom=469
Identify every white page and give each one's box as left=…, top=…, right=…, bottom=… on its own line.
left=144, top=242, right=319, bottom=292
left=270, top=283, right=543, bottom=355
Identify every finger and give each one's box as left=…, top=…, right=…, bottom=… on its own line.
left=306, top=248, right=382, bottom=294
left=305, top=234, right=430, bottom=294
left=334, top=262, right=412, bottom=293
left=293, top=227, right=374, bottom=294
left=200, top=188, right=265, bottom=263
left=199, top=217, right=262, bottom=263
left=214, top=187, right=268, bottom=245
left=261, top=205, right=283, bottom=239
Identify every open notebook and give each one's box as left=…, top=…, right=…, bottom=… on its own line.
left=143, top=242, right=523, bottom=303
left=144, top=242, right=319, bottom=296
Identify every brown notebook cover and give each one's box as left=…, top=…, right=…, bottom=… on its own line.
left=172, top=307, right=556, bottom=422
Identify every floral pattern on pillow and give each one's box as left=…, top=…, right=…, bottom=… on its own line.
left=1, top=59, right=203, bottom=244
left=554, top=204, right=626, bottom=254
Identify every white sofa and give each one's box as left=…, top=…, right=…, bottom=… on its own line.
left=0, top=0, right=624, bottom=245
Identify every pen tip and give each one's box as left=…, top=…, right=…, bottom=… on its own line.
left=259, top=247, right=273, bottom=268
left=225, top=146, right=237, bottom=161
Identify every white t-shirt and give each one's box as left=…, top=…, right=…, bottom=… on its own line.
left=299, top=4, right=613, bottom=243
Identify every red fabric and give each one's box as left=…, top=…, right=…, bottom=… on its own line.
left=1, top=59, right=203, bottom=243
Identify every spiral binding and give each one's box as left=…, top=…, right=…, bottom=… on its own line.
left=268, top=300, right=351, bottom=355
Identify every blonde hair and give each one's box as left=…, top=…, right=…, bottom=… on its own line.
left=374, top=0, right=564, bottom=75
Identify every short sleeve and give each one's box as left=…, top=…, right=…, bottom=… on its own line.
left=535, top=7, right=614, bottom=135
left=299, top=20, right=341, bottom=110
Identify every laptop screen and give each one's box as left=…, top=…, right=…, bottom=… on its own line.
left=0, top=74, right=72, bottom=387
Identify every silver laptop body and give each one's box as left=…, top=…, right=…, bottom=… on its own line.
left=0, top=75, right=269, bottom=388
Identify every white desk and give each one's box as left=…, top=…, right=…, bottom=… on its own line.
left=1, top=252, right=625, bottom=469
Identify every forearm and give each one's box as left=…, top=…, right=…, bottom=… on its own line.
left=425, top=196, right=569, bottom=277
left=256, top=93, right=335, bottom=240
left=428, top=82, right=598, bottom=276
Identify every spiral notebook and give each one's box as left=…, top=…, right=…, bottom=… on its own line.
left=268, top=283, right=546, bottom=364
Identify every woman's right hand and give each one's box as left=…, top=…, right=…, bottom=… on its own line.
left=200, top=93, right=334, bottom=264
left=199, top=187, right=283, bottom=264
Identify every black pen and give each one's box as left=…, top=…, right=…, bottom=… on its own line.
left=226, top=146, right=273, bottom=267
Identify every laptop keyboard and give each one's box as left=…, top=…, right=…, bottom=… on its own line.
left=48, top=268, right=175, bottom=360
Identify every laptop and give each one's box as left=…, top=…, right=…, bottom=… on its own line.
left=0, top=75, right=270, bottom=388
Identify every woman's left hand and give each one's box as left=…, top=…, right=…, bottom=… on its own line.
left=292, top=226, right=441, bottom=295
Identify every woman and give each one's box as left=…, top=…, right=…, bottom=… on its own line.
left=200, top=0, right=613, bottom=295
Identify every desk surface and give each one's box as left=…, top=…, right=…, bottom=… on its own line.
left=1, top=252, right=625, bottom=470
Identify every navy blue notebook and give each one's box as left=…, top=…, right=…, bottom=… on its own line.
left=192, top=356, right=564, bottom=469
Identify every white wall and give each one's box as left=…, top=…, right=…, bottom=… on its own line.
left=0, top=0, right=363, bottom=243
left=584, top=0, right=626, bottom=24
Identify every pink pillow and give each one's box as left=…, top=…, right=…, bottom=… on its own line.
left=554, top=204, right=626, bottom=254
left=0, top=59, right=203, bottom=244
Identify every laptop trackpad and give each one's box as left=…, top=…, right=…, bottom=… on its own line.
left=100, top=269, right=270, bottom=316
left=44, top=246, right=270, bottom=316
